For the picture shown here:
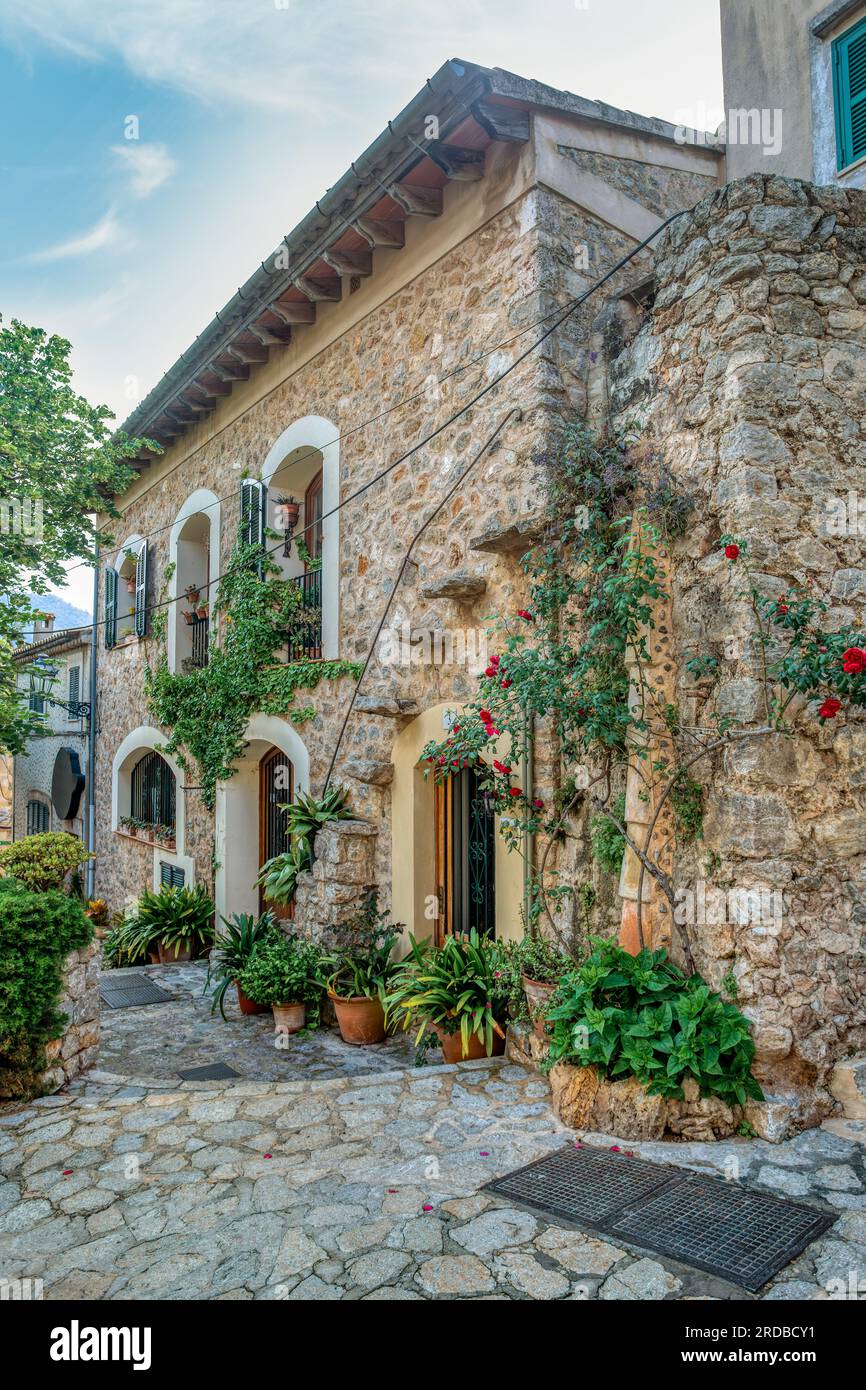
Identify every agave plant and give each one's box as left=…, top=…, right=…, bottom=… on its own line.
left=205, top=910, right=279, bottom=1018
left=384, top=930, right=510, bottom=1057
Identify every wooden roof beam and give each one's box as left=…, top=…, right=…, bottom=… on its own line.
left=211, top=361, right=250, bottom=382
left=226, top=341, right=268, bottom=365
left=354, top=216, right=405, bottom=249
left=388, top=182, right=443, bottom=216
left=248, top=321, right=291, bottom=347
left=293, top=275, right=342, bottom=302
left=470, top=99, right=530, bottom=143
left=195, top=374, right=232, bottom=397
left=321, top=247, right=373, bottom=278
left=425, top=141, right=485, bottom=181
left=270, top=297, right=317, bottom=326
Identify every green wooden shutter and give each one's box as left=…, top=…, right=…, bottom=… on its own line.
left=240, top=478, right=267, bottom=574
left=105, top=566, right=117, bottom=649
left=134, top=542, right=148, bottom=637
left=834, top=17, right=866, bottom=169
left=68, top=665, right=80, bottom=720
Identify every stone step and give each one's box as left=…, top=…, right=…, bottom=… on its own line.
left=830, top=1056, right=866, bottom=1121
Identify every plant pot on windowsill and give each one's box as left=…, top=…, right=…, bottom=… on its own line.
left=125, top=578, right=136, bottom=594
left=182, top=610, right=196, bottom=625
left=196, top=604, right=209, bottom=619
left=522, top=975, right=558, bottom=1039
left=329, top=992, right=386, bottom=1045
left=272, top=1001, right=306, bottom=1033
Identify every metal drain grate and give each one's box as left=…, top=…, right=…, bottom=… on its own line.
left=485, top=1144, right=835, bottom=1292
left=99, top=980, right=176, bottom=1009
left=485, top=1143, right=680, bottom=1226
left=608, top=1171, right=836, bottom=1292
left=176, top=1062, right=241, bottom=1081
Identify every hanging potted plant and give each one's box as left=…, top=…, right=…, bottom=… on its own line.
left=206, top=911, right=278, bottom=1017
left=238, top=933, right=324, bottom=1034
left=182, top=610, right=195, bottom=626
left=325, top=892, right=403, bottom=1045
left=184, top=583, right=202, bottom=606
left=196, top=601, right=209, bottom=620
left=385, top=930, right=509, bottom=1062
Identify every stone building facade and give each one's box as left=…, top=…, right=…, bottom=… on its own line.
left=93, top=60, right=864, bottom=1133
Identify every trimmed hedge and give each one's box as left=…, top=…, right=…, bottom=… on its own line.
left=0, top=879, right=94, bottom=1097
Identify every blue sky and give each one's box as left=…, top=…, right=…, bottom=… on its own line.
left=0, top=0, right=723, bottom=610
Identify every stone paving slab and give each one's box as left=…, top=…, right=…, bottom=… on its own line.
left=81, top=962, right=428, bottom=1085
left=2, top=1059, right=864, bottom=1301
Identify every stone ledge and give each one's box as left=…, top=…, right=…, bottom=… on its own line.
left=420, top=570, right=488, bottom=601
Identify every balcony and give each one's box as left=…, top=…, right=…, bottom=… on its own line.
left=287, top=571, right=322, bottom=662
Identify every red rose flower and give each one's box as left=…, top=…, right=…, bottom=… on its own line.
left=493, top=760, right=512, bottom=775
left=479, top=708, right=493, bottom=724
left=509, top=787, right=523, bottom=798
left=516, top=609, right=533, bottom=621
left=500, top=678, right=512, bottom=689
left=775, top=601, right=789, bottom=617
left=842, top=647, right=866, bottom=675
left=484, top=666, right=496, bottom=677
left=724, top=543, right=739, bottom=561
left=488, top=654, right=500, bottom=668
left=818, top=697, right=842, bottom=720
left=533, top=798, right=544, bottom=810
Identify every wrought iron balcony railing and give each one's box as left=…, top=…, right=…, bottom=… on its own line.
left=189, top=614, right=209, bottom=669
left=287, top=571, right=323, bottom=662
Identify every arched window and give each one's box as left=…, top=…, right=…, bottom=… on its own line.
left=168, top=491, right=221, bottom=675
left=105, top=539, right=147, bottom=648
left=130, top=751, right=176, bottom=832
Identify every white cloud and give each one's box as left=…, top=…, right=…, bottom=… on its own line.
left=26, top=208, right=125, bottom=263
left=112, top=142, right=177, bottom=199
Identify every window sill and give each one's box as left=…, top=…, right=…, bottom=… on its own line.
left=115, top=829, right=177, bottom=852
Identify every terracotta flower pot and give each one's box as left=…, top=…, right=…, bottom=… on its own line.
left=182, top=610, right=195, bottom=625
left=158, top=941, right=192, bottom=964
left=522, top=974, right=558, bottom=1039
left=438, top=1026, right=506, bottom=1063
left=273, top=1001, right=306, bottom=1033
left=237, top=984, right=269, bottom=1015
left=147, top=949, right=161, bottom=966
left=329, top=993, right=386, bottom=1045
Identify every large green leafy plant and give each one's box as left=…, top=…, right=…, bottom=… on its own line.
left=0, top=879, right=94, bottom=1096
left=257, top=784, right=351, bottom=907
left=545, top=939, right=763, bottom=1108
left=0, top=832, right=93, bottom=892
left=205, top=910, right=278, bottom=1018
left=385, top=930, right=509, bottom=1055
left=326, top=891, right=403, bottom=1002
left=238, top=933, right=324, bottom=1016
left=134, top=885, right=215, bottom=958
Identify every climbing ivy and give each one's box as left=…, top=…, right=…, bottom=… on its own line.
left=144, top=540, right=361, bottom=808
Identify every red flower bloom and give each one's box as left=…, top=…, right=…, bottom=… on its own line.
left=493, top=760, right=512, bottom=775
left=484, top=666, right=496, bottom=677
left=488, top=654, right=500, bottom=668
left=532, top=799, right=544, bottom=810
left=724, top=543, right=739, bottom=561
left=509, top=787, right=523, bottom=798
left=516, top=609, right=533, bottom=621
left=775, top=601, right=789, bottom=617
left=818, top=697, right=842, bottom=720
left=479, top=708, right=493, bottom=724
left=500, top=678, right=512, bottom=689
left=842, top=647, right=866, bottom=675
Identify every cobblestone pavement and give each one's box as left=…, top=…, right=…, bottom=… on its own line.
left=87, top=963, right=427, bottom=1084
left=2, top=1057, right=865, bottom=1301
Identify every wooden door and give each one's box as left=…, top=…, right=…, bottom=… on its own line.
left=434, top=766, right=495, bottom=944
left=259, top=746, right=294, bottom=920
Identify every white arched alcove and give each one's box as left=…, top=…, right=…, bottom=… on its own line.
left=167, top=489, right=221, bottom=674
left=262, top=415, right=340, bottom=661
left=111, top=532, right=144, bottom=641
left=111, top=724, right=193, bottom=890
left=214, top=714, right=310, bottom=922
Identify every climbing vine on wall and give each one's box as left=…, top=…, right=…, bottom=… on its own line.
left=420, top=422, right=866, bottom=968
left=144, top=540, right=361, bottom=808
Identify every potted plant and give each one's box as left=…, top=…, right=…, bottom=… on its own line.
left=154, top=824, right=176, bottom=851
left=101, top=910, right=161, bottom=967
left=503, top=934, right=574, bottom=1038
left=182, top=609, right=195, bottom=625
left=184, top=584, right=201, bottom=606
left=325, top=892, right=403, bottom=1045
left=196, top=602, right=209, bottom=620
left=206, top=910, right=278, bottom=1017
left=238, top=933, right=323, bottom=1034
left=134, top=884, right=215, bottom=963
left=385, top=929, right=509, bottom=1062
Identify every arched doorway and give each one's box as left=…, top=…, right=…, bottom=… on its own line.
left=258, top=745, right=293, bottom=920
left=214, top=714, right=310, bottom=924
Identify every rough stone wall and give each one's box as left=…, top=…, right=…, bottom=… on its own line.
left=292, top=820, right=378, bottom=946
left=612, top=173, right=866, bottom=1130
left=41, top=940, right=100, bottom=1092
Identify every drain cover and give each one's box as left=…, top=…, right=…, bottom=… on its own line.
left=99, top=980, right=175, bottom=1009
left=608, top=1171, right=835, bottom=1292
left=485, top=1143, right=680, bottom=1226
left=485, top=1145, right=835, bottom=1292
left=176, top=1062, right=241, bottom=1081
